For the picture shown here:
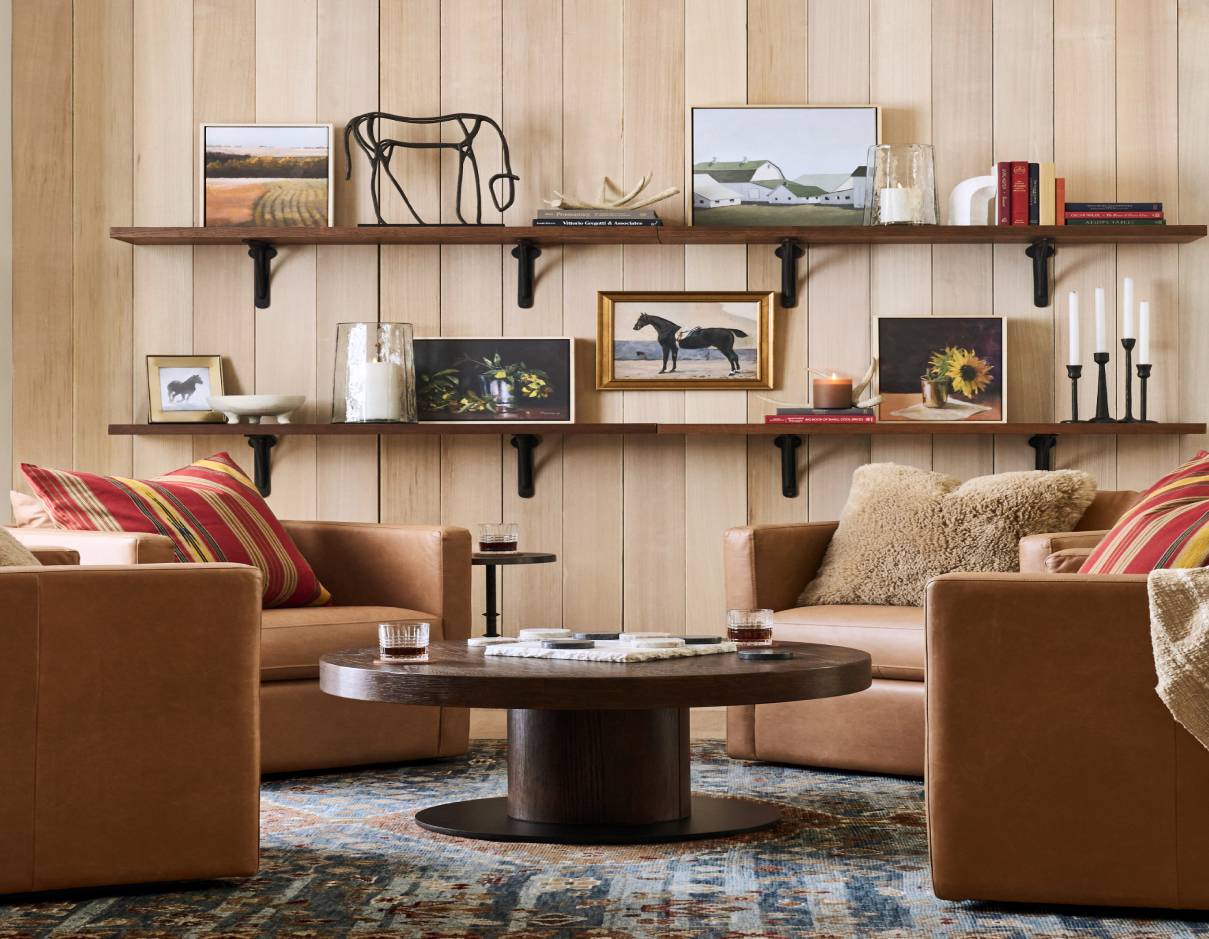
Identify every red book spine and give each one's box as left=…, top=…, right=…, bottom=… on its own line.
left=764, top=415, right=877, bottom=424
left=1010, top=162, right=1029, bottom=225
left=1064, top=210, right=1164, bottom=219
left=1055, top=177, right=1065, bottom=225
left=997, top=162, right=1012, bottom=225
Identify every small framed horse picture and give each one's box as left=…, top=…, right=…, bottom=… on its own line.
left=596, top=291, right=774, bottom=390
left=146, top=355, right=225, bottom=423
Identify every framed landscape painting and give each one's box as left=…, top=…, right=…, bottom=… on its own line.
left=875, top=316, right=1006, bottom=423
left=200, top=123, right=333, bottom=227
left=690, top=105, right=879, bottom=226
left=414, top=338, right=574, bottom=423
left=597, top=291, right=774, bottom=390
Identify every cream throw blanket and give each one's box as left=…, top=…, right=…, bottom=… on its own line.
left=1148, top=568, right=1209, bottom=751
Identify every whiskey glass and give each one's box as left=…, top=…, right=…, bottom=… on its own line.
left=726, top=609, right=773, bottom=648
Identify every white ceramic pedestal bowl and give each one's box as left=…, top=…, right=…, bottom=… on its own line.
left=208, top=394, right=306, bottom=425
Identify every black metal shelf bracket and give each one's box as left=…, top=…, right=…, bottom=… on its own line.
left=774, top=238, right=805, bottom=308
left=1024, top=237, right=1056, bottom=308
left=1028, top=433, right=1058, bottom=470
left=773, top=434, right=802, bottom=498
left=245, top=240, right=278, bottom=309
left=246, top=434, right=278, bottom=497
left=511, top=434, right=542, bottom=498
left=511, top=239, right=542, bottom=309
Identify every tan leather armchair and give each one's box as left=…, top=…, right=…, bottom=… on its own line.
left=723, top=491, right=1140, bottom=776
left=1, top=558, right=262, bottom=894
left=9, top=521, right=473, bottom=774
left=926, top=570, right=1209, bottom=908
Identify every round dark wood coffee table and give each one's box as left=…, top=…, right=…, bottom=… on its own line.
left=319, top=640, right=871, bottom=845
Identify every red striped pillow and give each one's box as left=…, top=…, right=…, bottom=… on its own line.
left=1080, top=451, right=1209, bottom=574
left=21, top=452, right=330, bottom=608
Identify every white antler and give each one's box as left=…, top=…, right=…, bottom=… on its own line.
left=544, top=174, right=680, bottom=210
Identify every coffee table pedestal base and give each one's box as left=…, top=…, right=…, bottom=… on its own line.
left=414, top=706, right=781, bottom=844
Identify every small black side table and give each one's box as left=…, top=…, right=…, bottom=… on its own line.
left=471, top=551, right=557, bottom=638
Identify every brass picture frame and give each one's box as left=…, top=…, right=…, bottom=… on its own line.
left=146, top=355, right=225, bottom=423
left=597, top=291, right=774, bottom=390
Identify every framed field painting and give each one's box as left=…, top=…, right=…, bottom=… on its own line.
left=597, top=291, right=774, bottom=390
left=200, top=123, right=333, bottom=227
left=875, top=316, right=1006, bottom=423
left=414, top=337, right=574, bottom=423
left=690, top=105, right=879, bottom=226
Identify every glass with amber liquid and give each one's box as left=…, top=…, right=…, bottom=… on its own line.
left=478, top=522, right=520, bottom=553
left=378, top=621, right=430, bottom=662
left=727, top=609, right=773, bottom=647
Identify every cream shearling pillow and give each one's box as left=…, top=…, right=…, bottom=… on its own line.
left=0, top=527, right=40, bottom=567
left=800, top=463, right=1097, bottom=607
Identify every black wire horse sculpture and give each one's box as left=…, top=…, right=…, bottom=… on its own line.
left=344, top=111, right=519, bottom=225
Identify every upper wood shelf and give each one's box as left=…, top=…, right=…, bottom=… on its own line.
left=110, top=224, right=1206, bottom=247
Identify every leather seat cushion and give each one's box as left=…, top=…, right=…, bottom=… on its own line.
left=261, top=605, right=440, bottom=681
left=774, top=605, right=924, bottom=681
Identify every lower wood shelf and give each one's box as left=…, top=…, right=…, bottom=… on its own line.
left=108, top=421, right=1204, bottom=500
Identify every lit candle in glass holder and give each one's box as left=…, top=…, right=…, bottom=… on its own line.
left=812, top=372, right=853, bottom=409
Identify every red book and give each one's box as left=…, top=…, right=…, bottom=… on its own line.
left=764, top=415, right=877, bottom=425
left=997, top=162, right=1012, bottom=225
left=1010, top=162, right=1029, bottom=225
left=1064, top=210, right=1165, bottom=219
left=1055, top=177, right=1065, bottom=225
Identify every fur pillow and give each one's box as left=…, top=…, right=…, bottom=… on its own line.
left=0, top=527, right=40, bottom=567
left=800, top=463, right=1097, bottom=607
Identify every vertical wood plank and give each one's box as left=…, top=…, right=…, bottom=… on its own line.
left=12, top=0, right=73, bottom=488
left=74, top=0, right=134, bottom=475
left=0, top=0, right=10, bottom=508
left=133, top=0, right=193, bottom=478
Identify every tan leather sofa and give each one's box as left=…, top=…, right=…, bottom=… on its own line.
left=10, top=521, right=472, bottom=774
left=723, top=490, right=1140, bottom=776
left=1, top=551, right=262, bottom=894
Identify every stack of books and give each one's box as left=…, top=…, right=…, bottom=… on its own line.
left=765, top=407, right=876, bottom=425
left=1063, top=202, right=1165, bottom=226
left=995, top=161, right=1062, bottom=225
left=531, top=209, right=661, bottom=227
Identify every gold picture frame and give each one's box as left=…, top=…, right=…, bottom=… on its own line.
left=597, top=291, right=774, bottom=390
left=146, top=355, right=225, bottom=423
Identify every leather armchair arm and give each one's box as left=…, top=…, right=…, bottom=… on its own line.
left=5, top=527, right=175, bottom=565
left=27, top=547, right=79, bottom=566
left=925, top=572, right=1209, bottom=908
left=724, top=522, right=838, bottom=612
left=282, top=521, right=472, bottom=640
left=0, top=563, right=262, bottom=893
left=1019, top=529, right=1108, bottom=573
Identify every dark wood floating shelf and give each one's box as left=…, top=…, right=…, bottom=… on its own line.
left=110, top=421, right=1204, bottom=501
left=109, top=224, right=1206, bottom=312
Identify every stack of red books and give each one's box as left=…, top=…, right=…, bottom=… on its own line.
left=995, top=161, right=1060, bottom=225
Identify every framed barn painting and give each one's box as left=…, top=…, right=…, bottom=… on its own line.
left=200, top=123, right=333, bottom=227
left=146, top=355, right=225, bottom=423
left=875, top=316, right=1007, bottom=423
left=414, top=337, right=574, bottom=423
left=597, top=291, right=774, bottom=390
left=690, top=105, right=880, bottom=226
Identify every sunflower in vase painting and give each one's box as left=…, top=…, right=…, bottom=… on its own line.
left=923, top=346, right=994, bottom=406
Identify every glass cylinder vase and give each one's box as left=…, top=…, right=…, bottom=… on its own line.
left=863, top=144, right=938, bottom=225
left=332, top=322, right=417, bottom=423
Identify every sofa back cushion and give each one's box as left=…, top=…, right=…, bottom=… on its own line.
left=1080, top=451, right=1209, bottom=574
left=1076, top=489, right=1141, bottom=531
left=20, top=452, right=330, bottom=608
left=800, top=463, right=1097, bottom=606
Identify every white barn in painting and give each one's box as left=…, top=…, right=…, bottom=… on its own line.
left=804, top=166, right=869, bottom=208
left=691, top=174, right=741, bottom=208
left=692, top=159, right=783, bottom=203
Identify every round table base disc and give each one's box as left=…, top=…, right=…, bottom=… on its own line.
left=414, top=794, right=780, bottom=845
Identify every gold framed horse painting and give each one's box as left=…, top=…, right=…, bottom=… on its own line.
left=596, top=291, right=774, bottom=390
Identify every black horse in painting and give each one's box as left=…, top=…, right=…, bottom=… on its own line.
left=632, top=313, right=748, bottom=375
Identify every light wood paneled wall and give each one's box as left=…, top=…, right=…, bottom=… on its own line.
left=10, top=0, right=1205, bottom=634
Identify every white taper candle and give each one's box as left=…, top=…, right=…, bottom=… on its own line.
left=1067, top=291, right=1080, bottom=366
left=1123, top=276, right=1135, bottom=340
left=1094, top=287, right=1107, bottom=353
left=1139, top=301, right=1151, bottom=364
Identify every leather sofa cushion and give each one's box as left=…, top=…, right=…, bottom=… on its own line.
left=774, top=605, right=924, bottom=681
left=261, top=605, right=440, bottom=681
left=1046, top=548, right=1094, bottom=574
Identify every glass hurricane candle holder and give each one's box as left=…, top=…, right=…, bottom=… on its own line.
left=332, top=322, right=417, bottom=423
left=864, top=144, right=938, bottom=225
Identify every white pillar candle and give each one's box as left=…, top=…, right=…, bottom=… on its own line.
left=1122, top=276, right=1135, bottom=339
left=878, top=186, right=917, bottom=224
left=363, top=361, right=403, bottom=421
left=1067, top=291, right=1080, bottom=366
left=1094, top=287, right=1107, bottom=353
left=1139, top=301, right=1151, bottom=364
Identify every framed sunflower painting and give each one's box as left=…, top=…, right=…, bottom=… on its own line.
left=875, top=316, right=1006, bottom=422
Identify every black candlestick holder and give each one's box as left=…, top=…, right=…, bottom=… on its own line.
left=1118, top=338, right=1137, bottom=423
left=1137, top=363, right=1155, bottom=422
left=1062, top=364, right=1083, bottom=423
left=1089, top=351, right=1115, bottom=422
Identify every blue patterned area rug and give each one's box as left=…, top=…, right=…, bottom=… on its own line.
left=3, top=741, right=1208, bottom=938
